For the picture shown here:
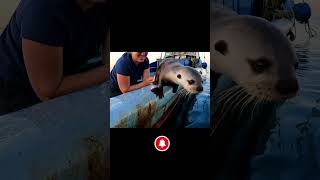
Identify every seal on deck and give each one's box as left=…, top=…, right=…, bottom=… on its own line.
left=151, top=59, right=203, bottom=99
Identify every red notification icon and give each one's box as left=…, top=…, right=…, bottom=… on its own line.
left=154, top=135, right=170, bottom=152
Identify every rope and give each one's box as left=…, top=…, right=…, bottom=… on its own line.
left=296, top=0, right=317, bottom=39
left=305, top=21, right=317, bottom=38
left=267, top=0, right=318, bottom=41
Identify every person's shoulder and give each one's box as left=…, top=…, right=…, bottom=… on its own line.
left=118, top=53, right=130, bottom=61
left=114, top=53, right=131, bottom=74
left=19, top=0, right=72, bottom=16
left=21, top=0, right=67, bottom=9
left=116, top=53, right=131, bottom=66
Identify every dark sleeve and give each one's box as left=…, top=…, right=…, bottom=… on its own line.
left=143, top=58, right=150, bottom=70
left=116, top=57, right=130, bottom=76
left=21, top=1, right=65, bottom=46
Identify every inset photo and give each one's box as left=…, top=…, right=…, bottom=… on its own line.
left=109, top=52, right=210, bottom=128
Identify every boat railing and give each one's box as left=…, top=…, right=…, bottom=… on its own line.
left=214, top=0, right=254, bottom=15
left=110, top=83, right=184, bottom=128
left=0, top=82, right=108, bottom=179
left=0, top=54, right=108, bottom=179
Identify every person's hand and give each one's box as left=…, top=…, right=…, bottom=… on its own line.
left=143, top=77, right=154, bottom=86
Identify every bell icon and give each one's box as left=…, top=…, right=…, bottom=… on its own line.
left=159, top=139, right=166, bottom=148
left=155, top=136, right=170, bottom=151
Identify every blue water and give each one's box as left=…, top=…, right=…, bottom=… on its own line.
left=184, top=72, right=211, bottom=128
left=247, top=18, right=320, bottom=179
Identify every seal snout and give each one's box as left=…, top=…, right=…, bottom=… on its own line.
left=275, top=78, right=299, bottom=97
left=196, top=86, right=203, bottom=92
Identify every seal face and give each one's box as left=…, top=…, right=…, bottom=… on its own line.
left=211, top=7, right=299, bottom=101
left=151, top=59, right=203, bottom=99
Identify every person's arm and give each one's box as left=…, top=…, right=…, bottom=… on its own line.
left=143, top=68, right=151, bottom=80
left=22, top=39, right=107, bottom=101
left=117, top=68, right=154, bottom=94
left=116, top=73, right=153, bottom=93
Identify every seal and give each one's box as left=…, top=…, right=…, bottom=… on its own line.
left=211, top=6, right=299, bottom=102
left=151, top=59, right=203, bottom=99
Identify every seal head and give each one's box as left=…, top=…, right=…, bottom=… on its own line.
left=211, top=9, right=299, bottom=101
left=151, top=59, right=203, bottom=99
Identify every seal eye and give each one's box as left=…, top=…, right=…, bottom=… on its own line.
left=177, top=74, right=181, bottom=79
left=188, top=80, right=195, bottom=85
left=214, top=40, right=228, bottom=55
left=294, top=62, right=299, bottom=69
left=248, top=57, right=271, bottom=73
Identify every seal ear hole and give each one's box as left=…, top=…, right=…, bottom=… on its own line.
left=177, top=74, right=181, bottom=79
left=214, top=40, right=228, bottom=55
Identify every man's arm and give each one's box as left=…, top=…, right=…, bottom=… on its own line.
left=22, top=39, right=107, bottom=101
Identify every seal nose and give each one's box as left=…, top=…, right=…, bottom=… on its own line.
left=276, top=78, right=299, bottom=95
left=196, top=86, right=203, bottom=92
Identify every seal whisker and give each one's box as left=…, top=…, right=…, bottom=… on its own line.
left=237, top=93, right=252, bottom=119
left=250, top=97, right=259, bottom=122
left=225, top=87, right=247, bottom=113
left=216, top=85, right=240, bottom=100
left=217, top=86, right=242, bottom=103
left=218, top=87, right=245, bottom=120
left=230, top=89, right=249, bottom=114
left=182, top=90, right=188, bottom=99
left=239, top=93, right=255, bottom=118
left=219, top=88, right=242, bottom=111
left=185, top=91, right=190, bottom=98
left=239, top=94, right=252, bottom=116
left=220, top=88, right=248, bottom=120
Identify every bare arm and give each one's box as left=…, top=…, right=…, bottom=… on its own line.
left=143, top=68, right=150, bottom=80
left=117, top=68, right=153, bottom=93
left=22, top=39, right=107, bottom=101
left=117, top=74, right=146, bottom=93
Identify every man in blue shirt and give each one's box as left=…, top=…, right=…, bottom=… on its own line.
left=0, top=0, right=109, bottom=115
left=110, top=52, right=154, bottom=97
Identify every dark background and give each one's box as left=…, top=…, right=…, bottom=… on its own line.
left=109, top=0, right=211, bottom=179
left=110, top=0, right=209, bottom=52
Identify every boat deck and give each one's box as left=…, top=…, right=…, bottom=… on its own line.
left=110, top=84, right=184, bottom=128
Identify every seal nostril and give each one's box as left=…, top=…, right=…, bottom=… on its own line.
left=197, top=86, right=203, bottom=92
left=276, top=79, right=299, bottom=95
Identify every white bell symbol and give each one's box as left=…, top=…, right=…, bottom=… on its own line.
left=159, top=139, right=166, bottom=148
